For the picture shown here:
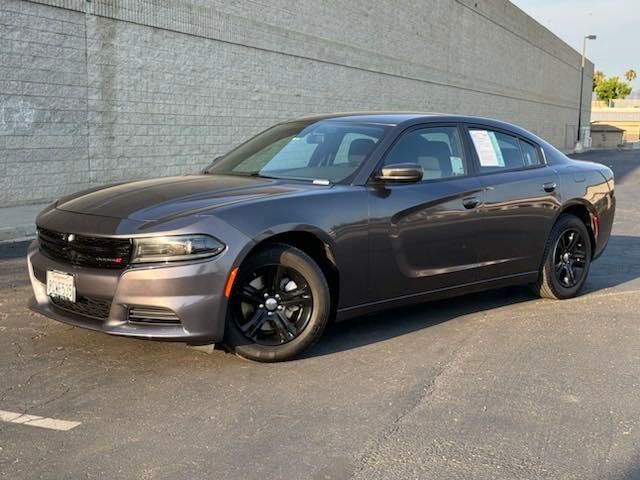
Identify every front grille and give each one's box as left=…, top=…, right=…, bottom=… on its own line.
left=38, top=227, right=132, bottom=269
left=128, top=306, right=181, bottom=325
left=50, top=295, right=112, bottom=320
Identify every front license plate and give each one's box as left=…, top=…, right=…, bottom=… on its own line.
left=46, top=270, right=76, bottom=302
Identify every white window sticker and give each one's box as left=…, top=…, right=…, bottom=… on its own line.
left=470, top=130, right=505, bottom=167
left=450, top=156, right=465, bottom=175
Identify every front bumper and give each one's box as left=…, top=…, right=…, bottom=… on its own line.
left=27, top=241, right=229, bottom=342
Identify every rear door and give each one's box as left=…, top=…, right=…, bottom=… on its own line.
left=463, top=125, right=561, bottom=278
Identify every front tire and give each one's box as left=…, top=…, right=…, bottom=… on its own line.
left=535, top=213, right=592, bottom=300
left=224, top=244, right=331, bottom=362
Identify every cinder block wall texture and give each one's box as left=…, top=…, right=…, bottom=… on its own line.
left=0, top=0, right=593, bottom=207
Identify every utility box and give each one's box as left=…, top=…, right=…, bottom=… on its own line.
left=590, top=123, right=625, bottom=148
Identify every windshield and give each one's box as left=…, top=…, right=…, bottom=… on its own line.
left=206, top=120, right=389, bottom=183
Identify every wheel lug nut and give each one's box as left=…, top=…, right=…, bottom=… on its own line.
left=259, top=304, right=264, bottom=309
left=277, top=305, right=283, bottom=310
left=275, top=294, right=280, bottom=299
left=263, top=293, right=269, bottom=298
left=267, top=312, right=273, bottom=316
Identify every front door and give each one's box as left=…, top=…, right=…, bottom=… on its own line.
left=367, top=125, right=488, bottom=303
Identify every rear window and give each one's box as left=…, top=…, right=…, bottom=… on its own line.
left=469, top=129, right=542, bottom=172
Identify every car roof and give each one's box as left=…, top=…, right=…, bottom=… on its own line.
left=293, top=112, right=434, bottom=125
left=291, top=112, right=527, bottom=132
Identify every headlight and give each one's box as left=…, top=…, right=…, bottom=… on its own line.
left=131, top=235, right=225, bottom=263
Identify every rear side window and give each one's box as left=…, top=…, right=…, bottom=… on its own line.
left=469, top=129, right=540, bottom=173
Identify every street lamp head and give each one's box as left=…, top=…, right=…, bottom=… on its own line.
left=586, top=34, right=597, bottom=40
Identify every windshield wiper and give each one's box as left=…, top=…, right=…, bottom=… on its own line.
left=214, top=171, right=330, bottom=184
left=247, top=172, right=281, bottom=180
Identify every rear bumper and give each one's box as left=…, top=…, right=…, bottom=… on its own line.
left=27, top=241, right=229, bottom=342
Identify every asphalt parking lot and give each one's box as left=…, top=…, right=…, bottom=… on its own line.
left=1, top=149, right=639, bottom=480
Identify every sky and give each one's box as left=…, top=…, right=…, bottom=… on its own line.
left=511, top=0, right=639, bottom=92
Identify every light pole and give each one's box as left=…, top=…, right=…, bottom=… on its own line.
left=577, top=34, right=597, bottom=145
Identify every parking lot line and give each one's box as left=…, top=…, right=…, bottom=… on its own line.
left=0, top=409, right=81, bottom=431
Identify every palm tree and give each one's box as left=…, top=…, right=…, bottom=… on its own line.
left=625, top=69, right=637, bottom=82
left=593, top=70, right=605, bottom=91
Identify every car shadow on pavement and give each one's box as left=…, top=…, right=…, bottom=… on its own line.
left=0, top=240, right=30, bottom=260
left=584, top=234, right=640, bottom=292
left=622, top=462, right=640, bottom=480
left=306, top=285, right=536, bottom=359
left=308, top=233, right=640, bottom=359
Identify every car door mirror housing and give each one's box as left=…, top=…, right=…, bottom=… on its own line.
left=376, top=163, right=424, bottom=183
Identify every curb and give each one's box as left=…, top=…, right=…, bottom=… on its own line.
left=0, top=225, right=36, bottom=244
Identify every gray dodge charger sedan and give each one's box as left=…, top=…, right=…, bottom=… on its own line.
left=28, top=113, right=615, bottom=362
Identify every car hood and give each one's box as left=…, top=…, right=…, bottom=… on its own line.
left=55, top=175, right=303, bottom=222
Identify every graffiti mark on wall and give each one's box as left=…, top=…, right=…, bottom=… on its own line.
left=0, top=97, right=35, bottom=131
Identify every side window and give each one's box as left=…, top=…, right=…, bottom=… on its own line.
left=519, top=139, right=543, bottom=166
left=384, top=126, right=468, bottom=180
left=469, top=129, right=527, bottom=172
left=334, top=133, right=378, bottom=164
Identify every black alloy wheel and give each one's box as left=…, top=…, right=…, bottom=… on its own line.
left=535, top=213, right=592, bottom=300
left=234, top=264, right=313, bottom=346
left=553, top=229, right=587, bottom=288
left=225, top=244, right=331, bottom=362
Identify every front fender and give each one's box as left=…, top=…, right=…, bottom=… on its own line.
left=231, top=223, right=337, bottom=270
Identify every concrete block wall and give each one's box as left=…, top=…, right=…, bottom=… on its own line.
left=0, top=0, right=593, bottom=207
left=1, top=0, right=89, bottom=206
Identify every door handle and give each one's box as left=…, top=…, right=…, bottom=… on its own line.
left=462, top=197, right=480, bottom=209
left=543, top=182, right=557, bottom=193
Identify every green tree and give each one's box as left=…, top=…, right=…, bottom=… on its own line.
left=625, top=69, right=637, bottom=82
left=595, top=76, right=632, bottom=105
left=593, top=70, right=605, bottom=91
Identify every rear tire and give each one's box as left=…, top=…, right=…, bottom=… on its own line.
left=224, top=244, right=330, bottom=362
left=534, top=213, right=592, bottom=300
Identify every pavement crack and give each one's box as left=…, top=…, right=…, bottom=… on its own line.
left=350, top=337, right=471, bottom=479
left=33, top=384, right=73, bottom=411
left=0, top=355, right=68, bottom=404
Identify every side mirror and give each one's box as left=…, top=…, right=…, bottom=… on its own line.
left=376, top=163, right=423, bottom=183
